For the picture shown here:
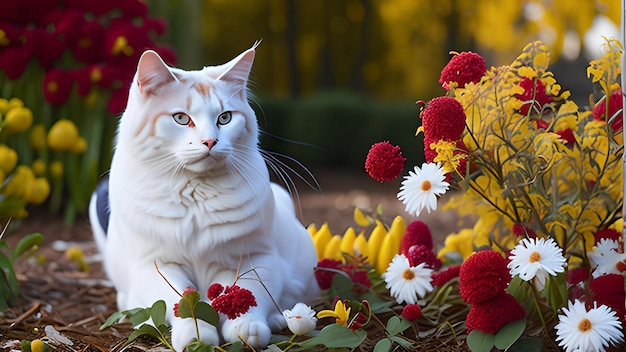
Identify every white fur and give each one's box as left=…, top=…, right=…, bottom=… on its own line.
left=90, top=46, right=320, bottom=350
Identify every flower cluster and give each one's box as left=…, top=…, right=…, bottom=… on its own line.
left=0, top=0, right=175, bottom=219
left=360, top=39, right=626, bottom=351
left=207, top=283, right=257, bottom=320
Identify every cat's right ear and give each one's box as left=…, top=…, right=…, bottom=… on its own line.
left=136, top=50, right=177, bottom=96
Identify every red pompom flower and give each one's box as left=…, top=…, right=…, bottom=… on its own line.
left=589, top=273, right=626, bottom=319
left=465, top=292, right=526, bottom=334
left=515, top=77, right=553, bottom=116
left=401, top=304, right=422, bottom=321
left=406, top=244, right=442, bottom=270
left=210, top=285, right=257, bottom=320
left=439, top=51, right=486, bottom=90
left=401, top=221, right=434, bottom=253
left=365, top=141, right=406, bottom=182
left=459, top=250, right=511, bottom=305
left=420, top=97, right=467, bottom=141
left=431, top=264, right=461, bottom=287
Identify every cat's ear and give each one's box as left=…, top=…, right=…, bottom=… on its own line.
left=217, top=43, right=258, bottom=86
left=136, top=50, right=177, bottom=96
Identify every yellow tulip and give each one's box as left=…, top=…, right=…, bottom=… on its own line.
left=0, top=98, right=8, bottom=114
left=47, top=119, right=79, bottom=151
left=25, top=177, right=50, bottom=205
left=387, top=216, right=406, bottom=242
left=307, top=223, right=318, bottom=237
left=49, top=160, right=64, bottom=178
left=7, top=97, right=23, bottom=111
left=323, top=235, right=342, bottom=260
left=313, top=223, right=332, bottom=260
left=3, top=106, right=33, bottom=134
left=0, top=144, right=17, bottom=174
left=353, top=207, right=370, bottom=227
left=72, top=136, right=87, bottom=154
left=29, top=124, right=47, bottom=150
left=30, top=339, right=45, bottom=352
left=354, top=232, right=369, bottom=258
left=376, top=231, right=401, bottom=273
left=367, top=220, right=386, bottom=265
left=339, top=227, right=357, bottom=256
left=32, top=159, right=46, bottom=176
left=3, top=165, right=35, bottom=198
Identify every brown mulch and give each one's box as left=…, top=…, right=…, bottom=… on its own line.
left=0, top=169, right=467, bottom=351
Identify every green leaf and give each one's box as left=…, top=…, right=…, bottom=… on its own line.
left=494, top=320, right=526, bottom=350
left=150, top=300, right=167, bottom=327
left=295, top=324, right=367, bottom=350
left=100, top=311, right=127, bottom=330
left=390, top=335, right=415, bottom=349
left=507, top=336, right=544, bottom=352
left=386, top=316, right=411, bottom=336
left=373, top=337, right=392, bottom=352
left=0, top=251, right=19, bottom=297
left=194, top=301, right=219, bottom=326
left=178, top=291, right=201, bottom=319
left=128, top=324, right=162, bottom=342
left=11, top=233, right=43, bottom=261
left=466, top=330, right=495, bottom=352
left=129, top=307, right=152, bottom=327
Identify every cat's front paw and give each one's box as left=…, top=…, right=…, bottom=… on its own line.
left=222, top=316, right=271, bottom=348
left=171, top=318, right=219, bottom=351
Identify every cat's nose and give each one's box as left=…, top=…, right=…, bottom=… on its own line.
left=201, top=138, right=217, bottom=149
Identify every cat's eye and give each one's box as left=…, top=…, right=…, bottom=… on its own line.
left=173, top=113, right=191, bottom=126
left=217, top=111, right=232, bottom=126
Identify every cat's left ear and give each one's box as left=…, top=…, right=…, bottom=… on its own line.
left=136, top=50, right=178, bottom=96
left=217, top=42, right=258, bottom=86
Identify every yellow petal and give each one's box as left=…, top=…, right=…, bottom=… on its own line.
left=376, top=232, right=401, bottom=273
left=354, top=232, right=369, bottom=259
left=353, top=207, right=370, bottom=227
left=387, top=216, right=406, bottom=241
left=323, top=235, right=342, bottom=260
left=339, top=227, right=357, bottom=256
left=367, top=220, right=386, bottom=265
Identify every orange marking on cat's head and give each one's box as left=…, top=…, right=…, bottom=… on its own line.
left=193, top=82, right=212, bottom=97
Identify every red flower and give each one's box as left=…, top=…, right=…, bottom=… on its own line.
left=566, top=267, right=589, bottom=286
left=421, top=97, right=467, bottom=141
left=173, top=302, right=180, bottom=317
left=401, top=221, right=434, bottom=253
left=511, top=223, right=537, bottom=238
left=401, top=304, right=422, bottom=321
left=593, top=91, right=623, bottom=132
left=465, top=292, right=525, bottom=334
left=459, top=250, right=511, bottom=305
left=24, top=28, right=65, bottom=69
left=431, top=264, right=461, bottom=287
left=515, top=77, right=553, bottom=116
left=315, top=258, right=343, bottom=290
left=594, top=228, right=622, bottom=244
left=107, top=83, right=131, bottom=114
left=364, top=141, right=406, bottom=182
left=439, top=51, right=486, bottom=90
left=43, top=69, right=75, bottom=105
left=589, top=274, right=626, bottom=319
left=0, top=47, right=32, bottom=80
left=406, top=244, right=442, bottom=270
left=211, top=285, right=257, bottom=320
left=72, top=20, right=105, bottom=64
left=207, top=283, right=224, bottom=300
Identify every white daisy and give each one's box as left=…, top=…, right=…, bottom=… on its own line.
left=588, top=238, right=626, bottom=278
left=555, top=300, right=624, bottom=352
left=507, top=237, right=566, bottom=290
left=381, top=253, right=433, bottom=304
left=397, top=162, right=449, bottom=217
left=282, top=302, right=317, bottom=336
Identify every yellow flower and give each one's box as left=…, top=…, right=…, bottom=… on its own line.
left=72, top=136, right=88, bottom=154
left=47, top=119, right=79, bottom=151
left=30, top=339, right=45, bottom=352
left=49, top=160, right=64, bottom=178
left=339, top=227, right=357, bottom=256
left=317, top=300, right=351, bottom=326
left=32, top=159, right=46, bottom=176
left=66, top=246, right=89, bottom=272
left=29, top=124, right=47, bottom=150
left=0, top=144, right=17, bottom=174
left=3, top=165, right=35, bottom=199
left=353, top=207, right=370, bottom=226
left=25, top=177, right=50, bottom=205
left=313, top=223, right=332, bottom=260
left=3, top=106, right=33, bottom=134
left=367, top=220, right=386, bottom=265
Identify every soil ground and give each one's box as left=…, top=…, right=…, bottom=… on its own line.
left=0, top=169, right=466, bottom=351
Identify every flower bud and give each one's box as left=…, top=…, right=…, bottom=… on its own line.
left=47, top=119, right=79, bottom=151
left=3, top=106, right=33, bottom=133
left=0, top=144, right=18, bottom=174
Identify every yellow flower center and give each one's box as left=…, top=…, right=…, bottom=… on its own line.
left=47, top=81, right=58, bottom=93
left=578, top=318, right=592, bottom=332
left=421, top=180, right=432, bottom=191
left=529, top=251, right=541, bottom=263
left=403, top=269, right=415, bottom=280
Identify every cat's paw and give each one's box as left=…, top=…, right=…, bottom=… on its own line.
left=268, top=311, right=287, bottom=332
left=171, top=318, right=219, bottom=351
left=222, top=316, right=271, bottom=348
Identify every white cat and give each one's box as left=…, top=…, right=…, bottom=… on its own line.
left=89, top=45, right=320, bottom=350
